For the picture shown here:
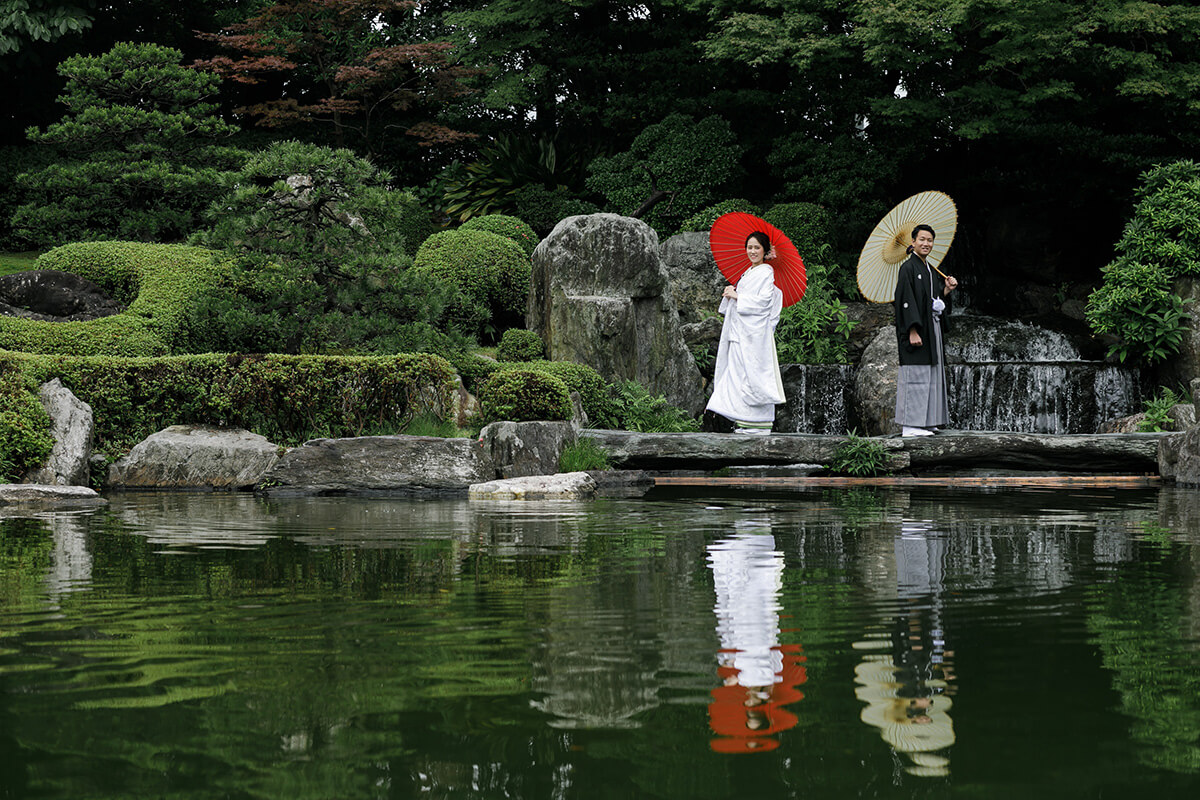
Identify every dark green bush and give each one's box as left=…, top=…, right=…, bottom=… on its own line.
left=763, top=202, right=834, bottom=262
left=0, top=242, right=229, bottom=357
left=478, top=369, right=572, bottom=423
left=512, top=185, right=602, bottom=237
left=187, top=141, right=458, bottom=355
left=413, top=229, right=532, bottom=343
left=607, top=380, right=699, bottom=432
left=1087, top=160, right=1200, bottom=364
left=496, top=329, right=545, bottom=362
left=586, top=113, right=743, bottom=235
left=775, top=256, right=855, bottom=365
left=0, top=365, right=53, bottom=482
left=460, top=214, right=539, bottom=256
left=496, top=360, right=616, bottom=426
left=677, top=199, right=762, bottom=234
left=2, top=351, right=457, bottom=453
left=13, top=42, right=246, bottom=247
left=393, top=191, right=439, bottom=256
left=0, top=144, right=57, bottom=250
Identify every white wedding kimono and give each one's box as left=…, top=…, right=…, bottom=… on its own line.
left=705, top=263, right=785, bottom=427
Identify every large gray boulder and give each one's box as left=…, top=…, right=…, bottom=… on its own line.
left=259, top=435, right=487, bottom=496
left=853, top=327, right=900, bottom=436
left=23, top=378, right=94, bottom=487
left=1159, top=428, right=1200, bottom=486
left=259, top=421, right=577, bottom=496
left=660, top=231, right=726, bottom=326
left=107, top=425, right=281, bottom=490
left=529, top=214, right=706, bottom=414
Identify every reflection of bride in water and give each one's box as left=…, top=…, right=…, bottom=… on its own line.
left=854, top=519, right=956, bottom=777
left=707, top=519, right=805, bottom=754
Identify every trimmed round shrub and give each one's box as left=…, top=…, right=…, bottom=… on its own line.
left=496, top=329, right=545, bottom=362
left=478, top=369, right=572, bottom=423
left=413, top=229, right=532, bottom=342
left=0, top=241, right=229, bottom=357
left=460, top=214, right=539, bottom=256
left=763, top=202, right=834, bottom=260
left=496, top=359, right=616, bottom=427
left=677, top=199, right=762, bottom=234
left=0, top=367, right=53, bottom=482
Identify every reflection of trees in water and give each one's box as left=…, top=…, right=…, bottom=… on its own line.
left=1087, top=532, right=1200, bottom=775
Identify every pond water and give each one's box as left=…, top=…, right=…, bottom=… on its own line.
left=2, top=486, right=1200, bottom=799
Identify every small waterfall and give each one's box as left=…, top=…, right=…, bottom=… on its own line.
left=772, top=314, right=1145, bottom=435
left=776, top=364, right=855, bottom=434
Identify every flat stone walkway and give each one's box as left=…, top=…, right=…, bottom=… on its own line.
left=655, top=474, right=1161, bottom=490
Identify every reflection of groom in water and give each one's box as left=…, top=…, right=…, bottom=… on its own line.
left=855, top=519, right=957, bottom=776
left=706, top=520, right=806, bottom=754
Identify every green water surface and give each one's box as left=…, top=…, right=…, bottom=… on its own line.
left=1, top=486, right=1199, bottom=798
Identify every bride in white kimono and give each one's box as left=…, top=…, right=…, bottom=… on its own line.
left=705, top=231, right=785, bottom=434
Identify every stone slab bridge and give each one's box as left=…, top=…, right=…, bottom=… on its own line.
left=581, top=429, right=1171, bottom=478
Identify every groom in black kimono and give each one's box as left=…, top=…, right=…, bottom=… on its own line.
left=894, top=225, right=958, bottom=437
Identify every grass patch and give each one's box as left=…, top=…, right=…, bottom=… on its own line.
left=0, top=252, right=40, bottom=276
left=559, top=437, right=612, bottom=472
left=400, top=413, right=470, bottom=438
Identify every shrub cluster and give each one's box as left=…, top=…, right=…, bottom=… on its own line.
left=0, top=364, right=53, bottom=482
left=413, top=229, right=532, bottom=342
left=512, top=185, right=601, bottom=237
left=496, top=329, right=545, bottom=362
left=677, top=199, right=762, bottom=234
left=478, top=369, right=572, bottom=423
left=1087, top=160, right=1200, bottom=364
left=775, top=258, right=855, bottom=365
left=460, top=214, right=540, bottom=256
left=2, top=351, right=457, bottom=453
left=0, top=242, right=229, bottom=357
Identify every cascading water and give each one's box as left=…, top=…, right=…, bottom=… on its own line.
left=945, top=317, right=1144, bottom=434
left=774, top=315, right=1144, bottom=434
left=775, top=364, right=856, bottom=435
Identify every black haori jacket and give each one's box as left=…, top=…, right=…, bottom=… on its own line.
left=894, top=253, right=951, bottom=366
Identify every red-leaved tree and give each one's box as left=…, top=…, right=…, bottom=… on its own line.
left=194, top=0, right=475, bottom=156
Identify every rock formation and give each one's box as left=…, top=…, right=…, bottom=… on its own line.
left=23, top=379, right=94, bottom=486
left=529, top=214, right=706, bottom=414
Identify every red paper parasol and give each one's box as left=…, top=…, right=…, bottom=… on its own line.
left=709, top=213, right=806, bottom=307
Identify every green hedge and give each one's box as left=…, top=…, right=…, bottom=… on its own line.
left=496, top=359, right=616, bottom=427
left=496, top=329, right=545, bottom=362
left=0, top=241, right=229, bottom=357
left=0, top=363, right=53, bottom=482
left=412, top=229, right=532, bottom=341
left=1, top=351, right=458, bottom=453
left=677, top=199, right=762, bottom=234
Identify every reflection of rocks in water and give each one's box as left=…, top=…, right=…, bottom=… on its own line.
left=46, top=514, right=93, bottom=599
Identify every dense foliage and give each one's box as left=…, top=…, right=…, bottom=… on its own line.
left=412, top=229, right=531, bottom=343
left=478, top=369, right=572, bottom=423
left=1086, top=160, right=1200, bottom=364
left=13, top=42, right=246, bottom=247
left=459, top=214, right=539, bottom=256
left=2, top=350, right=458, bottom=452
left=495, top=329, right=544, bottom=363
left=678, top=199, right=762, bottom=234
left=775, top=258, right=855, bottom=365
left=586, top=114, right=743, bottom=235
left=187, top=140, right=457, bottom=355
left=0, top=364, right=53, bottom=482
